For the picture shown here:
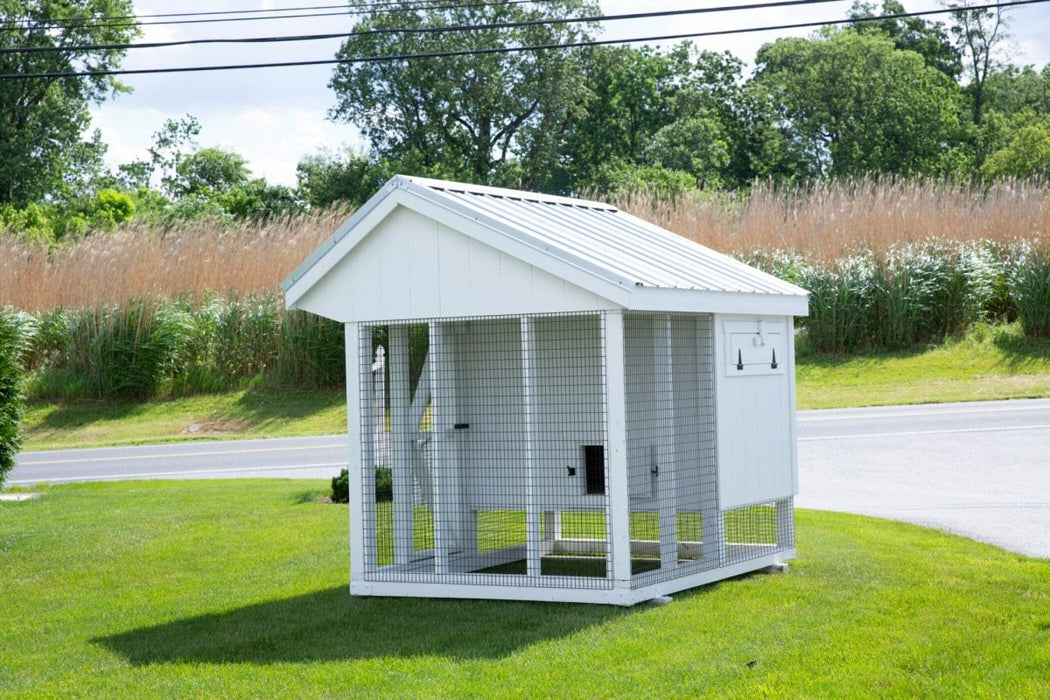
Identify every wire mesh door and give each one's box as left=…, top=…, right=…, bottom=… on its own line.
left=359, top=314, right=614, bottom=590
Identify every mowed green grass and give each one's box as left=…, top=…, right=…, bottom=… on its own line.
left=795, top=322, right=1050, bottom=409
left=1, top=480, right=1047, bottom=698
left=21, top=388, right=348, bottom=451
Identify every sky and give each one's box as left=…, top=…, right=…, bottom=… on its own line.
left=87, top=0, right=1050, bottom=187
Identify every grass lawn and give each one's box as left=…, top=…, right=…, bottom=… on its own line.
left=795, top=322, right=1050, bottom=409
left=21, top=387, right=348, bottom=452
left=19, top=322, right=1050, bottom=452
left=1, top=480, right=1047, bottom=698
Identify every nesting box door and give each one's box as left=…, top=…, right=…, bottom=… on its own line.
left=713, top=315, right=798, bottom=508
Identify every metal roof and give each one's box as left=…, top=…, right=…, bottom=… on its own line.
left=282, top=175, right=809, bottom=311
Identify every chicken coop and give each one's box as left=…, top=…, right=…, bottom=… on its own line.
left=282, top=175, right=809, bottom=605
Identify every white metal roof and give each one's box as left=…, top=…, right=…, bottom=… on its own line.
left=283, top=175, right=809, bottom=318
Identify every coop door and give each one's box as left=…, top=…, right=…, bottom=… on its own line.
left=724, top=319, right=786, bottom=377
left=715, top=316, right=797, bottom=508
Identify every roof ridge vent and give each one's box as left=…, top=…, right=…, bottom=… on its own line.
left=426, top=180, right=619, bottom=212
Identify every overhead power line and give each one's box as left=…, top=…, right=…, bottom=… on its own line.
left=0, top=0, right=1043, bottom=80
left=1, top=0, right=851, bottom=56
left=0, top=0, right=549, bottom=32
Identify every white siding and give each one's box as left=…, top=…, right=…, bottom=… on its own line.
left=294, top=206, right=607, bottom=322
left=714, top=315, right=798, bottom=508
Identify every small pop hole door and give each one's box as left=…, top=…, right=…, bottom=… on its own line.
left=583, top=445, right=605, bottom=495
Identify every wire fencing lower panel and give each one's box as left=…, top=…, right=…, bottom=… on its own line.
left=721, top=499, right=794, bottom=566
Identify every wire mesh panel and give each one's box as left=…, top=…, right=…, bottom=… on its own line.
left=721, top=499, right=794, bottom=566
left=623, top=313, right=721, bottom=588
left=356, top=313, right=613, bottom=590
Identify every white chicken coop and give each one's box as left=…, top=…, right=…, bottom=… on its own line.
left=282, top=175, right=809, bottom=605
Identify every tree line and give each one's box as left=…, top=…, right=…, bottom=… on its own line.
left=2, top=0, right=1050, bottom=244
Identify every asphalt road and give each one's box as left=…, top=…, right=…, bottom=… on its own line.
left=10, top=398, right=1050, bottom=559
left=10, top=434, right=348, bottom=484
left=795, top=398, right=1050, bottom=559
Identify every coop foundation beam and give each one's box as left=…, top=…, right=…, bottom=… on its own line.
left=349, top=548, right=794, bottom=606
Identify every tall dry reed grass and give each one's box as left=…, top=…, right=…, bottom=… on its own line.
left=0, top=208, right=348, bottom=311
left=2, top=179, right=1048, bottom=311
left=611, top=177, right=1050, bottom=260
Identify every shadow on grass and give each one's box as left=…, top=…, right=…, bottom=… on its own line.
left=94, top=586, right=631, bottom=664
left=27, top=396, right=146, bottom=433
left=992, top=330, right=1050, bottom=370
left=233, top=387, right=345, bottom=424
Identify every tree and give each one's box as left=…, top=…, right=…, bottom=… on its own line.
left=116, top=115, right=201, bottom=193
left=562, top=45, right=772, bottom=191
left=983, top=64, right=1050, bottom=117
left=0, top=0, right=139, bottom=205
left=559, top=45, right=685, bottom=189
left=979, top=112, right=1050, bottom=179
left=328, top=0, right=597, bottom=188
left=296, top=149, right=391, bottom=209
left=0, top=309, right=31, bottom=489
left=646, top=115, right=729, bottom=189
left=220, top=180, right=304, bottom=221
left=949, top=0, right=1010, bottom=126
left=754, top=29, right=963, bottom=178
left=172, top=148, right=250, bottom=199
left=848, top=0, right=961, bottom=78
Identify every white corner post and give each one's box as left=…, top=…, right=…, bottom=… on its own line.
left=520, top=316, right=542, bottom=578
left=699, top=317, right=722, bottom=567
left=346, top=322, right=370, bottom=589
left=602, top=310, right=632, bottom=587
left=779, top=313, right=799, bottom=552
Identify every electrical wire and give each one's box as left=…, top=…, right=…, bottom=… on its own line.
left=0, top=0, right=1042, bottom=80
left=0, top=0, right=554, bottom=32
left=2, top=0, right=852, bottom=56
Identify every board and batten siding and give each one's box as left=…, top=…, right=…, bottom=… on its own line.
left=713, top=315, right=799, bottom=509
left=293, top=206, right=608, bottom=323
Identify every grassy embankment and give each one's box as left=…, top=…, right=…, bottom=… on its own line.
left=0, top=480, right=1047, bottom=698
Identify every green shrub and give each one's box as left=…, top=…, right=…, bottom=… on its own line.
left=375, top=467, right=393, bottom=502
left=1012, top=242, right=1050, bottom=340
left=878, top=241, right=997, bottom=348
left=799, top=252, right=878, bottom=352
left=171, top=294, right=282, bottom=394
left=58, top=298, right=193, bottom=399
left=331, top=467, right=393, bottom=503
left=0, top=308, right=34, bottom=488
left=331, top=468, right=349, bottom=503
left=797, top=241, right=1006, bottom=353
left=274, top=309, right=345, bottom=389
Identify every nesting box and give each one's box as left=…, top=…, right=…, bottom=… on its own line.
left=282, top=176, right=809, bottom=605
